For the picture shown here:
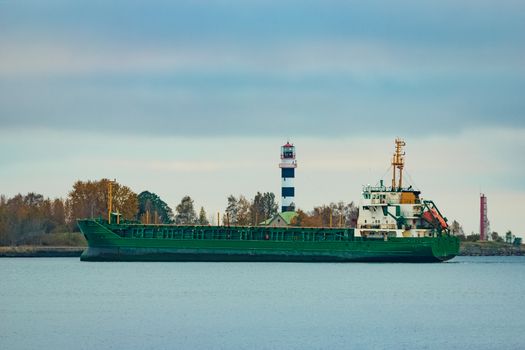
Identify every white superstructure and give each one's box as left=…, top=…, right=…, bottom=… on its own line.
left=356, top=139, right=449, bottom=238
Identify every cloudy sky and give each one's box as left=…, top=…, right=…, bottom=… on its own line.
left=1, top=0, right=524, bottom=235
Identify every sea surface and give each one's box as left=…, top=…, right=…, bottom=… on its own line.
left=1, top=256, right=525, bottom=350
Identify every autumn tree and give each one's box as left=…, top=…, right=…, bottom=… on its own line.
left=51, top=198, right=66, bottom=227
left=67, top=179, right=138, bottom=230
left=137, top=191, right=174, bottom=224
left=450, top=220, right=465, bottom=239
left=175, top=196, right=197, bottom=225
left=291, top=209, right=316, bottom=227
left=0, top=193, right=69, bottom=245
left=225, top=195, right=239, bottom=225
left=198, top=207, right=209, bottom=225
left=290, top=202, right=359, bottom=228
left=0, top=195, right=9, bottom=244
left=506, top=230, right=514, bottom=244
left=250, top=192, right=278, bottom=225
left=309, top=205, right=332, bottom=227
left=326, top=201, right=359, bottom=227
left=491, top=231, right=504, bottom=242
left=12, top=193, right=48, bottom=239
left=223, top=195, right=252, bottom=226
left=237, top=196, right=251, bottom=225
left=344, top=202, right=359, bottom=227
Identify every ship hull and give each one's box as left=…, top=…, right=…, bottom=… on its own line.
left=78, top=219, right=459, bottom=263
left=80, top=246, right=451, bottom=263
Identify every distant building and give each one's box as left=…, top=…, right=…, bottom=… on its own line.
left=260, top=211, right=298, bottom=228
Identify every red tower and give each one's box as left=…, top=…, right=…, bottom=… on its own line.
left=480, top=194, right=488, bottom=241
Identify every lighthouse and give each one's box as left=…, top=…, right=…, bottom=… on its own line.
left=279, top=142, right=297, bottom=212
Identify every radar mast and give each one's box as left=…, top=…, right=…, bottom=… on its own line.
left=391, top=138, right=406, bottom=190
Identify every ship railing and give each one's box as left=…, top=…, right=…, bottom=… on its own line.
left=363, top=185, right=419, bottom=193
left=122, top=224, right=356, bottom=242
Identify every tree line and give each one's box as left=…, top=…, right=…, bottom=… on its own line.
left=3, top=178, right=511, bottom=246
left=0, top=178, right=360, bottom=246
left=0, top=193, right=68, bottom=245
left=294, top=202, right=359, bottom=227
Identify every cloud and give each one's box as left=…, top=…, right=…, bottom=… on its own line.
left=1, top=69, right=523, bottom=138
left=2, top=1, right=524, bottom=45
left=1, top=39, right=524, bottom=79
left=1, top=1, right=524, bottom=136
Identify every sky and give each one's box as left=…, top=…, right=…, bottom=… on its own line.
left=1, top=0, right=524, bottom=236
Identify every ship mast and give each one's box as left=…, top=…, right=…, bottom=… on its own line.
left=108, top=180, right=113, bottom=224
left=391, top=138, right=406, bottom=191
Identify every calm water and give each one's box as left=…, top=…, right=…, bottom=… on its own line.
left=1, top=257, right=525, bottom=350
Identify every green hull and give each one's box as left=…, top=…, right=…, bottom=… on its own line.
left=77, top=219, right=459, bottom=263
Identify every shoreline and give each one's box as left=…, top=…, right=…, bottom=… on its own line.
left=1, top=242, right=523, bottom=258
left=459, top=241, right=524, bottom=256
left=0, top=246, right=85, bottom=257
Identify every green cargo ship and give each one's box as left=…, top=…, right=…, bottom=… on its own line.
left=77, top=139, right=460, bottom=262
left=78, top=219, right=458, bottom=262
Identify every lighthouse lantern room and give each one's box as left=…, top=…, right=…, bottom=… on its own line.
left=279, top=142, right=297, bottom=212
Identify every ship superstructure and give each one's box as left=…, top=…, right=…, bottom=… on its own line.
left=357, top=139, right=449, bottom=239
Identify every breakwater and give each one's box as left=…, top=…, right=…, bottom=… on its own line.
left=459, top=242, right=524, bottom=256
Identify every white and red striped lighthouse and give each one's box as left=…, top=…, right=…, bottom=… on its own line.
left=279, top=142, right=297, bottom=212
